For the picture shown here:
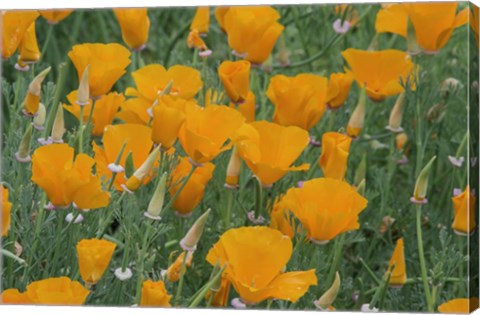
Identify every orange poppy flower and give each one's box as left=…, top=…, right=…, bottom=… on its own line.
left=76, top=238, right=116, bottom=285
left=113, top=8, right=150, bottom=51
left=229, top=91, right=256, bottom=122
left=178, top=104, right=245, bottom=165
left=38, top=9, right=74, bottom=24
left=223, top=6, right=284, bottom=64
left=190, top=7, right=210, bottom=34
left=438, top=298, right=479, bottom=314
left=169, top=156, right=215, bottom=216
left=16, top=22, right=40, bottom=69
left=277, top=178, right=368, bottom=244
left=125, top=64, right=202, bottom=103
left=31, top=144, right=110, bottom=210
left=218, top=60, right=250, bottom=103
left=63, top=90, right=125, bottom=137
left=1, top=10, right=39, bottom=59
left=205, top=275, right=231, bottom=307
left=25, top=277, right=90, bottom=305
left=396, top=133, right=408, bottom=150
left=234, top=121, right=310, bottom=187
left=206, top=226, right=317, bottom=305
left=267, top=73, right=328, bottom=131
left=451, top=186, right=476, bottom=235
left=319, top=132, right=352, bottom=180
left=387, top=238, right=407, bottom=287
left=68, top=43, right=131, bottom=98
left=326, top=72, right=354, bottom=109
left=269, top=198, right=295, bottom=238
left=166, top=251, right=194, bottom=282
left=0, top=289, right=32, bottom=304
left=92, top=124, right=153, bottom=191
left=214, top=7, right=230, bottom=31
left=1, top=185, right=12, bottom=237
left=116, top=97, right=151, bottom=125
left=376, top=3, right=468, bottom=53
left=140, top=280, right=172, bottom=307
left=342, top=49, right=414, bottom=102
left=187, top=29, right=209, bottom=52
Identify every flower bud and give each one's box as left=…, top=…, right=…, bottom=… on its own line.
left=277, top=36, right=290, bottom=67
left=386, top=92, right=405, bottom=132
left=77, top=64, right=90, bottom=106
left=22, top=66, right=51, bottom=116
left=180, top=208, right=211, bottom=252
left=314, top=272, right=341, bottom=310
left=123, top=146, right=160, bottom=193
left=406, top=17, right=422, bottom=56
left=33, top=103, right=46, bottom=130
left=144, top=172, right=167, bottom=220
left=50, top=104, right=65, bottom=143
left=347, top=88, right=367, bottom=138
left=411, top=156, right=436, bottom=204
left=15, top=124, right=33, bottom=163
left=224, top=146, right=241, bottom=189
left=354, top=152, right=367, bottom=186
left=356, top=178, right=366, bottom=196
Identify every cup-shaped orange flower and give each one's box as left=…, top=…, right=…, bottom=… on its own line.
left=342, top=49, right=414, bottom=102
left=278, top=178, right=368, bottom=244
left=0, top=289, right=32, bottom=304
left=270, top=198, right=295, bottom=239
left=64, top=90, right=125, bottom=137
left=267, top=73, right=328, bottom=131
left=438, top=298, right=479, bottom=314
left=1, top=185, right=12, bottom=237
left=387, top=238, right=407, bottom=287
left=319, top=132, right=352, bottom=180
left=190, top=7, right=210, bottom=34
left=31, top=144, right=110, bottom=210
left=451, top=186, right=476, bottom=236
left=223, top=6, right=284, bottom=64
left=16, top=22, right=40, bottom=69
left=166, top=251, right=193, bottom=282
left=169, top=156, right=215, bottom=216
left=206, top=226, right=317, bottom=305
left=178, top=104, right=245, bottom=164
left=140, top=280, right=172, bottom=307
left=218, top=60, right=250, bottom=103
left=234, top=121, right=310, bottom=187
left=25, top=277, right=90, bottom=305
left=375, top=3, right=468, bottom=54
left=68, top=43, right=131, bottom=98
left=92, top=124, right=153, bottom=190
left=39, top=10, right=74, bottom=24
left=113, top=8, right=150, bottom=51
left=229, top=91, right=256, bottom=122
left=126, top=64, right=202, bottom=103
left=1, top=11, right=39, bottom=59
left=76, top=238, right=116, bottom=285
left=326, top=72, right=354, bottom=109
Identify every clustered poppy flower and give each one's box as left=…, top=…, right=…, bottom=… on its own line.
left=326, top=72, right=354, bottom=109
left=218, top=60, right=251, bottom=104
left=114, top=8, right=150, bottom=51
left=1, top=10, right=39, bottom=59
left=319, top=132, right=352, bottom=180
left=140, top=280, right=172, bottom=307
left=76, top=238, right=116, bottom=285
left=190, top=7, right=210, bottom=35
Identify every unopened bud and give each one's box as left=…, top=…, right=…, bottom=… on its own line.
left=123, top=146, right=160, bottom=193
left=411, top=156, right=436, bottom=204
left=347, top=88, right=366, bottom=138
left=51, top=104, right=65, bottom=143
left=386, top=92, right=405, bottom=132
left=277, top=36, right=290, bottom=67
left=314, top=272, right=341, bottom=310
left=23, top=66, right=51, bottom=116
left=406, top=17, right=422, bottom=56
left=224, top=146, right=241, bottom=189
left=356, top=178, right=366, bottom=196
left=77, top=64, right=90, bottom=106
left=15, top=124, right=33, bottom=163
left=33, top=103, right=46, bottom=130
left=180, top=208, right=211, bottom=252
left=144, top=172, right=167, bottom=220
left=354, top=152, right=367, bottom=186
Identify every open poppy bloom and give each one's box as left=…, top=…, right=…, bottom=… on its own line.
left=92, top=124, right=154, bottom=191
left=166, top=251, right=194, bottom=282
left=387, top=238, right=407, bottom=287
left=1, top=10, right=39, bottom=59
left=222, top=6, right=284, bottom=65
left=218, top=60, right=251, bottom=103
left=31, top=144, right=110, bottom=210
left=229, top=91, right=256, bottom=122
left=277, top=178, right=368, bottom=244
left=178, top=104, right=245, bottom=165
left=206, top=226, right=317, bottom=305
left=451, top=186, right=476, bottom=236
left=375, top=3, right=468, bottom=54
left=319, top=132, right=352, bottom=180
left=169, top=156, right=215, bottom=216
left=113, top=8, right=150, bottom=51
left=267, top=73, right=328, bottom=131
left=16, top=22, right=40, bottom=69
left=326, top=72, right=354, bottom=109
left=269, top=198, right=295, bottom=238
left=1, top=185, right=12, bottom=237
left=190, top=7, right=210, bottom=34
left=77, top=238, right=116, bottom=285
left=25, top=277, right=90, bottom=305
left=342, top=48, right=414, bottom=102
left=0, top=289, right=32, bottom=304
left=64, top=90, right=125, bottom=137
left=68, top=43, right=131, bottom=98
left=125, top=64, right=202, bottom=104
left=233, top=121, right=310, bottom=187
left=438, top=298, right=479, bottom=314
left=39, top=10, right=74, bottom=24
left=140, top=280, right=172, bottom=307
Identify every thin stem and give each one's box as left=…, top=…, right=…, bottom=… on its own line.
left=78, top=106, right=84, bottom=153
left=223, top=188, right=234, bottom=229
left=325, top=234, right=346, bottom=289
left=416, top=205, right=433, bottom=312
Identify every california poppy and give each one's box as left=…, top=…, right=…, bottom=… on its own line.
left=113, top=8, right=150, bottom=51
left=1, top=10, right=39, bottom=59
left=116, top=97, right=152, bottom=125
left=187, top=29, right=209, bottom=52
left=269, top=198, right=295, bottom=238
left=342, top=49, right=414, bottom=102
left=0, top=289, right=32, bottom=304
left=451, top=186, right=476, bottom=235
left=1, top=185, right=12, bottom=237
left=218, top=60, right=250, bottom=103
left=166, top=251, right=194, bottom=282
left=319, top=132, right=352, bottom=180
left=234, top=121, right=310, bottom=187
left=387, top=238, right=407, bottom=287
left=76, top=238, right=116, bottom=285
left=16, top=22, right=40, bottom=69
left=39, top=9, right=74, bottom=24
left=190, top=7, right=210, bottom=34
left=25, top=277, right=90, bottom=305
left=267, top=73, right=328, bottom=131
left=326, top=72, right=354, bottom=109
left=438, top=298, right=479, bottom=314
left=214, top=7, right=230, bottom=31
left=140, top=280, right=172, bottom=307
left=68, top=43, right=131, bottom=98
left=206, top=226, right=317, bottom=304
left=229, top=91, right=256, bottom=122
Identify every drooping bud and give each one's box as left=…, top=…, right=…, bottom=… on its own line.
left=144, top=172, right=167, bottom=220
left=50, top=105, right=65, bottom=143
left=22, top=66, right=51, bottom=116
left=411, top=156, right=436, bottom=204
left=224, top=146, right=241, bottom=189
left=15, top=124, right=33, bottom=163
left=314, top=272, right=341, bottom=310
left=347, top=87, right=367, bottom=139
left=386, top=92, right=406, bottom=132
left=33, top=103, right=46, bottom=130
left=77, top=64, right=90, bottom=106
left=180, top=208, right=211, bottom=252
left=123, top=146, right=160, bottom=193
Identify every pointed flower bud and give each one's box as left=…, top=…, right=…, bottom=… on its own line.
left=356, top=178, right=366, bottom=196
left=224, top=146, right=241, bottom=189
left=15, top=124, right=33, bottom=163
left=411, top=156, right=436, bottom=204
left=123, top=146, right=160, bottom=193
left=406, top=17, right=422, bottom=56
left=448, top=131, right=468, bottom=168
left=22, top=66, right=51, bottom=116
left=144, top=172, right=167, bottom=220
left=77, top=64, right=90, bottom=106
left=33, top=103, right=46, bottom=131
left=50, top=104, right=65, bottom=143
left=347, top=87, right=367, bottom=139
left=180, top=208, right=211, bottom=252
left=314, top=272, right=341, bottom=310
left=354, top=152, right=367, bottom=186
left=386, top=92, right=406, bottom=132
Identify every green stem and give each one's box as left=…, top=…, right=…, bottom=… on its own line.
left=359, top=257, right=382, bottom=286
left=1, top=248, right=27, bottom=266
left=325, top=234, right=346, bottom=288
left=253, top=176, right=263, bottom=220
left=164, top=165, right=196, bottom=211
left=78, top=106, right=84, bottom=153
left=416, top=205, right=433, bottom=312
left=135, top=221, right=153, bottom=305
left=41, top=24, right=54, bottom=56
left=223, top=188, right=234, bottom=229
